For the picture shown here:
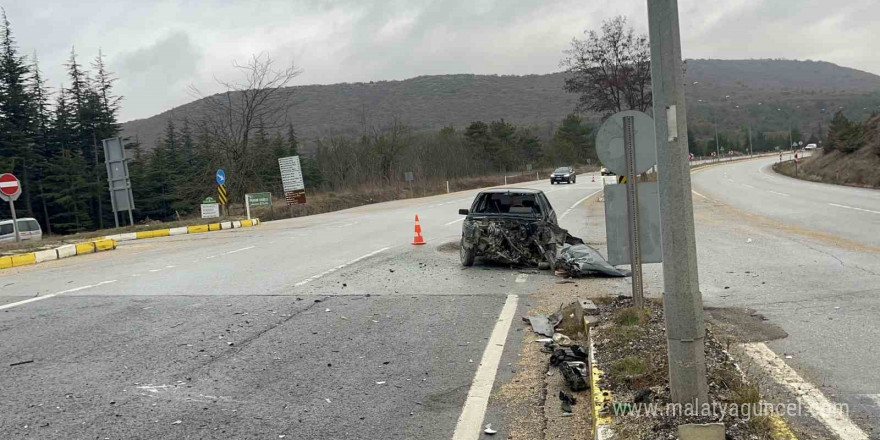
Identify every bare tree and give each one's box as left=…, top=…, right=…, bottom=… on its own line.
left=189, top=54, right=301, bottom=201
left=561, top=16, right=652, bottom=115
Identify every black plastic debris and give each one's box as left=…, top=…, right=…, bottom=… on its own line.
left=559, top=390, right=577, bottom=406
left=549, top=346, right=588, bottom=367
left=561, top=361, right=589, bottom=391
left=634, top=389, right=653, bottom=404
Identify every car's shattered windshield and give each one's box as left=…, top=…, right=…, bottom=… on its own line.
left=472, top=193, right=542, bottom=215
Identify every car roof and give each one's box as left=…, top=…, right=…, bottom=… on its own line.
left=477, top=188, right=544, bottom=195
left=0, top=217, right=38, bottom=224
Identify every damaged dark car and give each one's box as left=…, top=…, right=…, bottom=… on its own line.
left=458, top=189, right=569, bottom=268
left=457, top=188, right=628, bottom=277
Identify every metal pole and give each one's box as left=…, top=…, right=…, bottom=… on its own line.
left=647, top=0, right=709, bottom=405
left=9, top=200, right=20, bottom=242
left=623, top=116, right=644, bottom=308
left=245, top=194, right=252, bottom=220
left=446, top=180, right=450, bottom=193
left=128, top=208, right=134, bottom=226
left=748, top=124, right=753, bottom=156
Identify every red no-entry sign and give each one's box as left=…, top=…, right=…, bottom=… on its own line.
left=0, top=173, right=21, bottom=201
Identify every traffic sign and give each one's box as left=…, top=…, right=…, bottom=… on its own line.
left=246, top=192, right=271, bottom=207
left=596, top=111, right=656, bottom=176
left=0, top=173, right=22, bottom=201
left=216, top=169, right=226, bottom=185
left=279, top=156, right=307, bottom=206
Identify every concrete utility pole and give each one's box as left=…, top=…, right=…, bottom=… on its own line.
left=646, top=0, right=709, bottom=404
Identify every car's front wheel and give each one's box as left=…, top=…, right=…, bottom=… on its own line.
left=460, top=239, right=475, bottom=266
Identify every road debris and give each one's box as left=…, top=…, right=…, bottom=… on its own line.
left=9, top=359, right=34, bottom=367
left=552, top=333, right=572, bottom=347
left=559, top=390, right=577, bottom=413
left=524, top=314, right=555, bottom=337
left=483, top=423, right=498, bottom=435
left=555, top=243, right=627, bottom=277
left=561, top=361, right=588, bottom=391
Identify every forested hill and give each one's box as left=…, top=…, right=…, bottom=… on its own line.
left=122, top=59, right=880, bottom=149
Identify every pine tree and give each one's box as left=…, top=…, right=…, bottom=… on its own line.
left=287, top=123, right=299, bottom=156
left=28, top=52, right=54, bottom=233
left=0, top=9, right=34, bottom=217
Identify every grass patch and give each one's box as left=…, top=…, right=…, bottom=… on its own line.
left=607, top=325, right=644, bottom=343
left=610, top=355, right=648, bottom=381
left=613, top=307, right=651, bottom=327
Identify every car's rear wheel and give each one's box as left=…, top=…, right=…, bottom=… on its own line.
left=460, top=239, right=475, bottom=266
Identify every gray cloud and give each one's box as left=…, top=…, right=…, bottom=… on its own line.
left=3, top=0, right=877, bottom=122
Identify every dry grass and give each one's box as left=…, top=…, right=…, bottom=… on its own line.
left=612, top=307, right=651, bottom=327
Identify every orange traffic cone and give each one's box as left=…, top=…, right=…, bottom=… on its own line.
left=412, top=214, right=426, bottom=245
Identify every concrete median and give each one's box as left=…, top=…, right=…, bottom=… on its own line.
left=0, top=238, right=118, bottom=271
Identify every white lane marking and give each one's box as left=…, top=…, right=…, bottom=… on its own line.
left=444, top=218, right=465, bottom=226
left=829, top=203, right=880, bottom=215
left=0, top=280, right=117, bottom=311
left=691, top=190, right=708, bottom=199
left=294, top=247, right=390, bottom=287
left=741, top=343, right=868, bottom=440
left=560, top=189, right=603, bottom=220
left=515, top=274, right=528, bottom=283
left=451, top=294, right=519, bottom=440
left=742, top=183, right=755, bottom=189
left=148, top=269, right=163, bottom=273
left=225, top=246, right=255, bottom=255
left=768, top=190, right=790, bottom=197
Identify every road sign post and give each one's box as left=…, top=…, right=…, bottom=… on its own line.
left=0, top=173, right=22, bottom=242
left=279, top=157, right=306, bottom=215
left=647, top=0, right=709, bottom=404
left=244, top=192, right=271, bottom=220
left=622, top=116, right=644, bottom=308
left=216, top=169, right=228, bottom=217
left=102, top=137, right=136, bottom=228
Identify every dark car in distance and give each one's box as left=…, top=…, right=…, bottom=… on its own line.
left=550, top=167, right=576, bottom=184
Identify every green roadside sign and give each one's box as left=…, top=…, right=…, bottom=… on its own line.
left=203, top=196, right=217, bottom=204
left=246, top=192, right=271, bottom=207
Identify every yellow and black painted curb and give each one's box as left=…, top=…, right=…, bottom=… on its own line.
left=0, top=218, right=260, bottom=271
left=102, top=218, right=260, bottom=243
left=586, top=317, right=614, bottom=440
left=584, top=316, right=798, bottom=440
left=0, top=238, right=118, bottom=270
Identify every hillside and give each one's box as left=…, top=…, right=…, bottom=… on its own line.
left=792, top=114, right=880, bottom=188
left=122, top=59, right=880, bottom=150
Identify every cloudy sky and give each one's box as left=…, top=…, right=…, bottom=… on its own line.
left=4, top=0, right=877, bottom=122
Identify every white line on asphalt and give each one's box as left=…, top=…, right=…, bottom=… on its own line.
left=148, top=269, right=163, bottom=273
left=741, top=342, right=869, bottom=440
left=444, top=218, right=465, bottom=226
left=294, top=247, right=390, bottom=287
left=768, top=190, right=790, bottom=197
left=560, top=189, right=603, bottom=220
left=451, top=294, right=519, bottom=440
left=225, top=246, right=255, bottom=254
left=828, top=202, right=880, bottom=215
left=742, top=183, right=755, bottom=189
left=0, top=281, right=116, bottom=311
left=691, top=190, right=708, bottom=199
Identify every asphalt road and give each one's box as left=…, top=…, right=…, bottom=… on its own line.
left=0, top=174, right=604, bottom=439
left=693, top=155, right=880, bottom=247
left=691, top=157, right=880, bottom=436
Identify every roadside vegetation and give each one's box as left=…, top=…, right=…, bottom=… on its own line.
left=774, top=112, right=880, bottom=188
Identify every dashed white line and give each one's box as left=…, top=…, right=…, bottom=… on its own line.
left=768, top=190, right=790, bottom=197
left=691, top=190, right=708, bottom=199
left=828, top=203, right=880, bottom=215
left=742, top=183, right=755, bottom=189
left=451, top=294, right=519, bottom=440
left=444, top=218, right=465, bottom=226
left=225, top=246, right=255, bottom=255
left=294, top=247, right=390, bottom=287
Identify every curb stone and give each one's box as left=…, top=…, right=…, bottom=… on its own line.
left=0, top=218, right=260, bottom=271
left=0, top=238, right=117, bottom=270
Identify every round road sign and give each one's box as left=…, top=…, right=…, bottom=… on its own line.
left=0, top=173, right=21, bottom=201
left=216, top=169, right=226, bottom=185
left=595, top=110, right=657, bottom=176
